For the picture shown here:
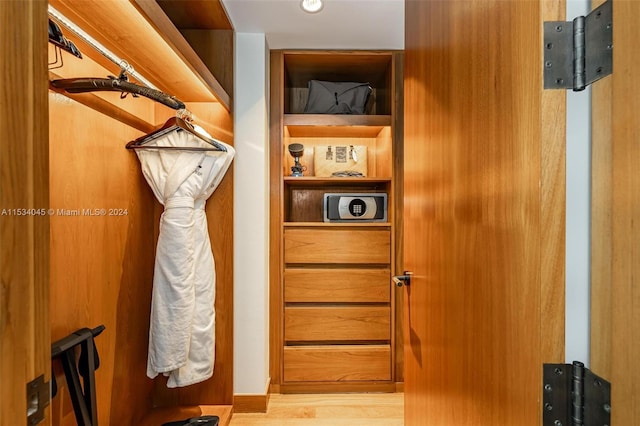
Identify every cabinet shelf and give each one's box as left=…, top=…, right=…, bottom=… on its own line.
left=284, top=177, right=392, bottom=186
left=284, top=114, right=391, bottom=138
left=284, top=222, right=392, bottom=227
left=272, top=50, right=403, bottom=390
left=49, top=0, right=231, bottom=109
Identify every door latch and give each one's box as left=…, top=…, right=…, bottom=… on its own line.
left=392, top=271, right=412, bottom=287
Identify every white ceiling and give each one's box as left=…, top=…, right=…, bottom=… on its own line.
left=220, top=0, right=404, bottom=50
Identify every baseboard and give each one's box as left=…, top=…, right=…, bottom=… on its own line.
left=234, top=378, right=271, bottom=413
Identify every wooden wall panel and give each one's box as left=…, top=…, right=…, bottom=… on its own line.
left=48, top=94, right=156, bottom=426
left=540, top=0, right=567, bottom=367
left=269, top=51, right=285, bottom=390
left=589, top=0, right=612, bottom=381
left=403, top=0, right=565, bottom=424
left=591, top=0, right=640, bottom=423
left=48, top=89, right=235, bottom=424
left=391, top=51, right=404, bottom=383
left=0, top=0, right=50, bottom=424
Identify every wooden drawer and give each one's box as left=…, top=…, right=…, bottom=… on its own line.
left=284, top=228, right=390, bottom=264
left=284, top=268, right=390, bottom=303
left=283, top=345, right=391, bottom=382
left=285, top=306, right=390, bottom=341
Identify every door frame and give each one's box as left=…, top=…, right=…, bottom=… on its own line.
left=0, top=0, right=51, bottom=424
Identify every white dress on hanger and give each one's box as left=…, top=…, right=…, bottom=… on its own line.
left=135, top=127, right=234, bottom=388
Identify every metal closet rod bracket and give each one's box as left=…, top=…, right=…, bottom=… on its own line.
left=47, top=4, right=158, bottom=90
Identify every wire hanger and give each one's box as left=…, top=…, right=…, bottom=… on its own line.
left=125, top=110, right=228, bottom=152
left=48, top=18, right=82, bottom=70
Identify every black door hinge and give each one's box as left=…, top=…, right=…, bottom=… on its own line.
left=544, top=0, right=612, bottom=91
left=543, top=361, right=611, bottom=426
left=27, top=375, right=50, bottom=425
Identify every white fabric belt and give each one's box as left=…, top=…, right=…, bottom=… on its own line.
left=165, top=197, right=206, bottom=210
left=165, top=197, right=194, bottom=210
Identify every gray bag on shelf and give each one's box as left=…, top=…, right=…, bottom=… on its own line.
left=303, top=80, right=372, bottom=114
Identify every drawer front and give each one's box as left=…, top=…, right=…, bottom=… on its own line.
left=284, top=268, right=390, bottom=303
left=284, top=228, right=390, bottom=264
left=284, top=345, right=391, bottom=382
left=285, top=306, right=390, bottom=341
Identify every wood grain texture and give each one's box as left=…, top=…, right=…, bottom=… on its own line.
left=230, top=392, right=403, bottom=426
left=132, top=0, right=231, bottom=109
left=282, top=50, right=392, bottom=114
left=49, top=0, right=227, bottom=105
left=589, top=0, right=612, bottom=383
left=283, top=136, right=393, bottom=179
left=285, top=306, right=391, bottom=342
left=391, top=51, right=405, bottom=383
left=272, top=50, right=402, bottom=391
left=283, top=346, right=391, bottom=382
left=48, top=74, right=156, bottom=134
left=234, top=378, right=270, bottom=413
left=48, top=94, right=156, bottom=426
left=182, top=30, right=234, bottom=98
left=284, top=228, right=390, bottom=264
left=284, top=115, right=391, bottom=132
left=47, top=5, right=236, bottom=422
left=403, top=0, right=563, bottom=424
left=283, top=51, right=392, bottom=93
left=269, top=51, right=285, bottom=387
left=0, top=0, right=50, bottom=424
left=590, top=64, right=613, bottom=380
left=592, top=1, right=640, bottom=425
left=156, top=0, right=233, bottom=30
left=540, top=0, right=566, bottom=365
left=284, top=268, right=390, bottom=303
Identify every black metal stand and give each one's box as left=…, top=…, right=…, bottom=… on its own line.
left=51, top=325, right=105, bottom=426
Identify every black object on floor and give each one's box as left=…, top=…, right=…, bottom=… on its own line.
left=161, top=415, right=220, bottom=426
left=51, top=325, right=106, bottom=426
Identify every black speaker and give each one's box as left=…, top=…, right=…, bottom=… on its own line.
left=323, top=193, right=387, bottom=222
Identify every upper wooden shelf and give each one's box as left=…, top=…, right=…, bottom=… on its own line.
left=284, top=115, right=391, bottom=138
left=283, top=177, right=392, bottom=186
left=49, top=0, right=231, bottom=110
left=283, top=51, right=393, bottom=90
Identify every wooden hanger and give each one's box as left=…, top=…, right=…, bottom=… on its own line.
left=126, top=114, right=227, bottom=152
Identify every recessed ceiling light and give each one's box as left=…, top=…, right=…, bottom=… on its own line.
left=301, top=0, right=323, bottom=13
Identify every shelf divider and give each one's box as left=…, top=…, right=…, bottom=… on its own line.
left=284, top=114, right=391, bottom=138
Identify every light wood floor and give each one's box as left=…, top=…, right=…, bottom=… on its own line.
left=230, top=393, right=404, bottom=426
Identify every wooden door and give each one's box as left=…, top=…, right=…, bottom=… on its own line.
left=0, top=0, right=51, bottom=424
left=591, top=0, right=640, bottom=423
left=403, top=0, right=566, bottom=424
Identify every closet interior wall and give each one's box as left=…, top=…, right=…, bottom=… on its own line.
left=47, top=2, right=234, bottom=424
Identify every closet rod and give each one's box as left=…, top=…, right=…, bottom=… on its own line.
left=48, top=5, right=158, bottom=91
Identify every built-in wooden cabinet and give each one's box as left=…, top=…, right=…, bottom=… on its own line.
left=270, top=50, right=404, bottom=392
left=45, top=1, right=235, bottom=424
